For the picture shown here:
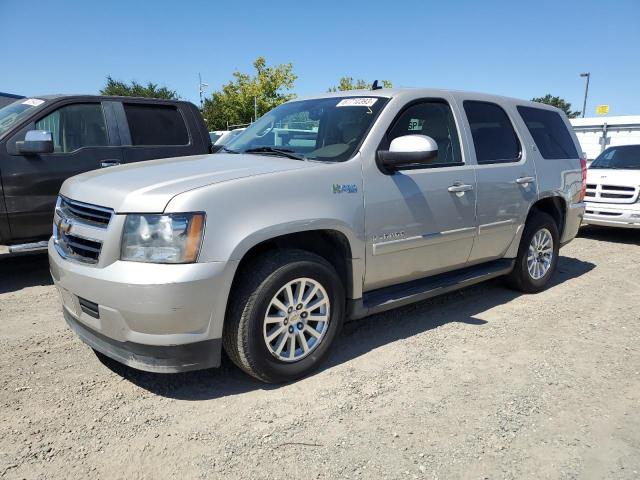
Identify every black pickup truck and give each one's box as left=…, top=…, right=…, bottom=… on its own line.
left=0, top=95, right=212, bottom=255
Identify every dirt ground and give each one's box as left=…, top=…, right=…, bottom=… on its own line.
left=0, top=226, right=639, bottom=479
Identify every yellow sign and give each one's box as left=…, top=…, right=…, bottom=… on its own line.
left=596, top=105, right=609, bottom=115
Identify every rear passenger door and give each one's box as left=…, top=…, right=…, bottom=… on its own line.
left=116, top=101, right=202, bottom=164
left=460, top=100, right=537, bottom=262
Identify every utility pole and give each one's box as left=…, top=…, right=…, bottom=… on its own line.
left=198, top=73, right=208, bottom=109
left=580, top=72, right=590, bottom=118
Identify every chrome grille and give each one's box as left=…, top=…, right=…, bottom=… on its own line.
left=54, top=197, right=113, bottom=265
left=58, top=196, right=113, bottom=228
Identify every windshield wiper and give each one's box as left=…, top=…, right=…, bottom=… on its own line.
left=244, top=147, right=305, bottom=160
left=221, top=146, right=239, bottom=153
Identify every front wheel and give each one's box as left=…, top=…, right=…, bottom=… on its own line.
left=506, top=211, right=560, bottom=293
left=223, top=249, right=345, bottom=383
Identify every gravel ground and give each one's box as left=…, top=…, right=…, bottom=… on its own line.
left=1, top=226, right=639, bottom=479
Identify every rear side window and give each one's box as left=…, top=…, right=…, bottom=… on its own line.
left=463, top=101, right=521, bottom=164
left=517, top=106, right=579, bottom=159
left=124, top=104, right=189, bottom=146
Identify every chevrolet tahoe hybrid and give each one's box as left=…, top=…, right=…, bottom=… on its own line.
left=49, top=88, right=586, bottom=383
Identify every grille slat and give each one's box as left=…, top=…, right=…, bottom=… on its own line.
left=59, top=197, right=113, bottom=227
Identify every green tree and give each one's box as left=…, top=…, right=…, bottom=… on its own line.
left=530, top=94, right=581, bottom=118
left=328, top=77, right=393, bottom=92
left=100, top=76, right=179, bottom=99
left=202, top=57, right=297, bottom=130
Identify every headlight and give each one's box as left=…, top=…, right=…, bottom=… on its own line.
left=121, top=213, right=205, bottom=264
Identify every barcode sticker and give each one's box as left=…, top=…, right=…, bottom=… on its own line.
left=336, top=98, right=378, bottom=107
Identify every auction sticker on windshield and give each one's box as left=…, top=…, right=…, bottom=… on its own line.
left=336, top=98, right=378, bottom=107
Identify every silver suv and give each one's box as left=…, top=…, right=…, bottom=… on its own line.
left=49, top=89, right=586, bottom=382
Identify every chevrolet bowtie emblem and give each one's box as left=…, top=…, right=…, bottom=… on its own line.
left=57, top=217, right=73, bottom=234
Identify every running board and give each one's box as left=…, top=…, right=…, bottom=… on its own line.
left=0, top=240, right=49, bottom=256
left=348, top=259, right=515, bottom=320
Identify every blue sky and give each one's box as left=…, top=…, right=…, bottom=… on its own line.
left=1, top=0, right=639, bottom=116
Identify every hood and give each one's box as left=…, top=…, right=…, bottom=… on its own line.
left=61, top=153, right=313, bottom=213
left=586, top=167, right=640, bottom=186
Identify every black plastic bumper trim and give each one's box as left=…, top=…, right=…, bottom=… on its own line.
left=63, top=309, right=221, bottom=373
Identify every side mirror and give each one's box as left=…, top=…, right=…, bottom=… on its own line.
left=16, top=130, right=54, bottom=155
left=377, top=135, right=438, bottom=174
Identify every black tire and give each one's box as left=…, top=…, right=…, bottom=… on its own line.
left=222, top=249, right=345, bottom=383
left=506, top=210, right=560, bottom=293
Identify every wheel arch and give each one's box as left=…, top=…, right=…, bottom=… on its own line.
left=504, top=195, right=567, bottom=258
left=229, top=227, right=358, bottom=300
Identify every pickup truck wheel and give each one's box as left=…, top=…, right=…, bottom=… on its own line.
left=506, top=210, right=559, bottom=293
left=223, top=249, right=345, bottom=383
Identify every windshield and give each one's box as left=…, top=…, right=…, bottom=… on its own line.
left=225, top=96, right=387, bottom=162
left=0, top=98, right=46, bottom=136
left=590, top=145, right=640, bottom=169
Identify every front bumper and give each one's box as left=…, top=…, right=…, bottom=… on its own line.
left=49, top=239, right=233, bottom=373
left=63, top=309, right=221, bottom=372
left=583, top=202, right=640, bottom=229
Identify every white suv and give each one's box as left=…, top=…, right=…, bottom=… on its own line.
left=584, top=145, right=640, bottom=228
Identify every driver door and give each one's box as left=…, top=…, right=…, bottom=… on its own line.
left=363, top=99, right=478, bottom=291
left=2, top=101, right=122, bottom=241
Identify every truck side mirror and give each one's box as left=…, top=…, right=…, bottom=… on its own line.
left=16, top=130, right=54, bottom=155
left=377, top=135, right=438, bottom=174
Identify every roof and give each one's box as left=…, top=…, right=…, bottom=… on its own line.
left=294, top=87, right=561, bottom=112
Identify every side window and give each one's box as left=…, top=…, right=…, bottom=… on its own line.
left=35, top=103, right=108, bottom=153
left=517, top=106, right=579, bottom=159
left=463, top=101, right=521, bottom=164
left=124, top=104, right=189, bottom=146
left=387, top=101, right=462, bottom=165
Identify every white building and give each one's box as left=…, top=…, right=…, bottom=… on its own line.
left=570, top=115, right=640, bottom=161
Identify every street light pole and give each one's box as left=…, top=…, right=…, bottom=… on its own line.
left=580, top=72, right=590, bottom=118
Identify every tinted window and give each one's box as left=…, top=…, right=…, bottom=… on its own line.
left=124, top=104, right=188, bottom=146
left=226, top=97, right=387, bottom=162
left=464, top=101, right=520, bottom=164
left=590, top=145, right=640, bottom=170
left=35, top=103, right=108, bottom=153
left=517, top=106, right=578, bottom=159
left=387, top=101, right=462, bottom=165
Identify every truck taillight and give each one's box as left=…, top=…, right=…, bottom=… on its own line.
left=579, top=157, right=587, bottom=201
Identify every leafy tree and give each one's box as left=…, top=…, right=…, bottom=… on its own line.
left=100, top=76, right=178, bottom=99
left=202, top=57, right=297, bottom=130
left=531, top=94, right=581, bottom=118
left=328, top=77, right=393, bottom=92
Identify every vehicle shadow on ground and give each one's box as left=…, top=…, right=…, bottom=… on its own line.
left=0, top=253, right=52, bottom=294
left=578, top=225, right=640, bottom=245
left=108, top=255, right=595, bottom=401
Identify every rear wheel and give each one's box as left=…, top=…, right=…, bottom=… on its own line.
left=223, top=249, right=344, bottom=383
left=506, top=211, right=559, bottom=293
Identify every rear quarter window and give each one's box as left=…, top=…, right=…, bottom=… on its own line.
left=124, top=103, right=189, bottom=146
left=517, top=106, right=578, bottom=159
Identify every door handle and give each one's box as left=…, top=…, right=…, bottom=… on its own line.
left=101, top=159, right=121, bottom=168
left=448, top=183, right=474, bottom=193
left=516, top=176, right=535, bottom=185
